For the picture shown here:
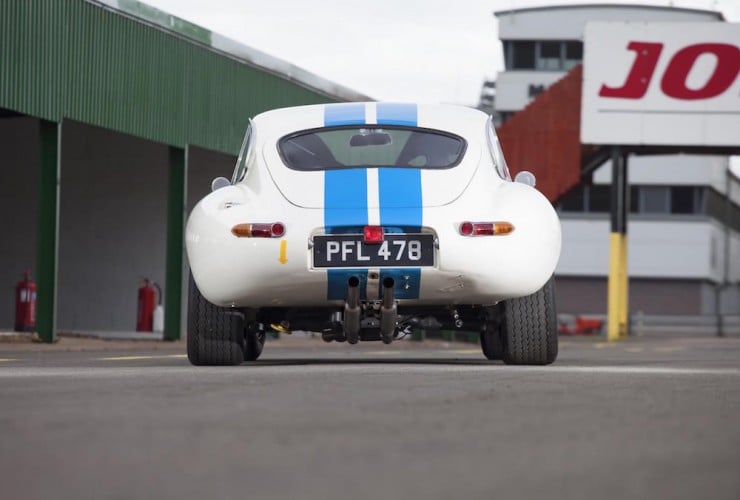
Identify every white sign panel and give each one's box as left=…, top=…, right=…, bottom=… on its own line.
left=581, top=22, right=740, bottom=146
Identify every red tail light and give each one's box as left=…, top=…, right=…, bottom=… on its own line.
left=459, top=221, right=514, bottom=236
left=232, top=222, right=285, bottom=238
left=363, top=225, right=384, bottom=244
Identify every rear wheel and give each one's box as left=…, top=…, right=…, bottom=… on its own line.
left=244, top=328, right=265, bottom=361
left=480, top=309, right=504, bottom=360
left=500, top=277, right=558, bottom=365
left=187, top=275, right=246, bottom=366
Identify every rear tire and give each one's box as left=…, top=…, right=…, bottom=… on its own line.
left=501, top=277, right=558, bottom=365
left=244, top=328, right=265, bottom=362
left=187, top=275, right=245, bottom=366
left=480, top=309, right=504, bottom=360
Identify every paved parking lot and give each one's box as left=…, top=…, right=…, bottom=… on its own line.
left=1, top=335, right=738, bottom=500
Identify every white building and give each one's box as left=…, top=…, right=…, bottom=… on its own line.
left=492, top=4, right=740, bottom=321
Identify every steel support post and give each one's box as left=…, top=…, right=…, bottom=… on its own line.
left=164, top=146, right=187, bottom=341
left=36, top=120, right=61, bottom=343
left=607, top=147, right=629, bottom=341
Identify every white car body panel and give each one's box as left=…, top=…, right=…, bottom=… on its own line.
left=186, top=102, right=561, bottom=308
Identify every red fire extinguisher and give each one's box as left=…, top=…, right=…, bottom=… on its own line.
left=15, top=272, right=37, bottom=332
left=136, top=278, right=161, bottom=332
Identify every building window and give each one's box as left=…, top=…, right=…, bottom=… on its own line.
left=671, top=186, right=700, bottom=214
left=640, top=186, right=670, bottom=214
left=558, top=184, right=738, bottom=228
left=538, top=42, right=561, bottom=71
left=564, top=42, right=583, bottom=70
left=503, top=40, right=583, bottom=71
left=558, top=185, right=585, bottom=211
left=588, top=186, right=610, bottom=212
left=512, top=41, right=536, bottom=69
left=557, top=185, right=609, bottom=212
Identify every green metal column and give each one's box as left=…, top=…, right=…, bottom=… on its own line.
left=164, top=145, right=187, bottom=341
left=36, top=120, right=61, bottom=343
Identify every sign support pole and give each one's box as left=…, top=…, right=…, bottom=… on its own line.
left=608, top=146, right=629, bottom=341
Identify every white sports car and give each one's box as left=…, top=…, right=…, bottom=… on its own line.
left=186, top=102, right=561, bottom=365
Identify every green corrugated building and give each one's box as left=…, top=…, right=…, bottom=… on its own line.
left=0, top=0, right=369, bottom=341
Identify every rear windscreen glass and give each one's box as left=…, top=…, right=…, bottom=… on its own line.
left=278, top=126, right=466, bottom=171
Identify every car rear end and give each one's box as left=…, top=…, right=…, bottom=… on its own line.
left=187, top=102, right=559, bottom=310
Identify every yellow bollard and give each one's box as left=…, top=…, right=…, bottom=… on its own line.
left=608, top=233, right=628, bottom=341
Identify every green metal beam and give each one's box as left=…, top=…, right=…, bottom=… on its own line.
left=164, top=146, right=187, bottom=341
left=36, top=119, right=60, bottom=343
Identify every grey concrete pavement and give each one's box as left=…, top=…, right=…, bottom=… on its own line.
left=1, top=336, right=739, bottom=500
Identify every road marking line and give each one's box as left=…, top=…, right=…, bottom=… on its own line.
left=546, top=366, right=740, bottom=376
left=99, top=354, right=187, bottom=361
left=624, top=347, right=644, bottom=353
left=0, top=365, right=739, bottom=379
left=593, top=342, right=620, bottom=349
left=654, top=346, right=685, bottom=353
left=0, top=358, right=18, bottom=362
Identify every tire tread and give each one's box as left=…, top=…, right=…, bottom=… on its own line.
left=502, top=277, right=558, bottom=365
left=187, top=275, right=245, bottom=366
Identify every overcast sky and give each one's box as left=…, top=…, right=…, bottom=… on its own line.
left=140, top=0, right=740, bottom=105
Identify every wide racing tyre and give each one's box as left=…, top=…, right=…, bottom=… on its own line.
left=187, top=275, right=245, bottom=366
left=501, top=276, right=558, bottom=365
left=244, top=329, right=265, bottom=362
left=480, top=308, right=504, bottom=360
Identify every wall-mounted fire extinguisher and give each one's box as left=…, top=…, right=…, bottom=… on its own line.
left=15, top=272, right=37, bottom=332
left=136, top=278, right=162, bottom=332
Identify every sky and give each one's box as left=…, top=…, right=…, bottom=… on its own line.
left=140, top=0, right=740, bottom=106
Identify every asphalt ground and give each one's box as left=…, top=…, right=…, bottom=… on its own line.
left=1, top=334, right=738, bottom=500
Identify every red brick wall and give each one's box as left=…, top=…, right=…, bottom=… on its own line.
left=496, top=65, right=584, bottom=203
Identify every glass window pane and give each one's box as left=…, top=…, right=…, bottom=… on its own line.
left=564, top=41, right=583, bottom=70
left=558, top=186, right=585, bottom=212
left=512, top=41, right=535, bottom=69
left=538, top=42, right=561, bottom=70
left=671, top=186, right=696, bottom=214
left=588, top=185, right=610, bottom=212
left=565, top=42, right=583, bottom=60
left=503, top=41, right=512, bottom=70
left=630, top=186, right=639, bottom=213
left=640, top=187, right=670, bottom=213
left=279, top=126, right=466, bottom=171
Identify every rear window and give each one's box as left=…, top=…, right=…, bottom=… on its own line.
left=278, top=126, right=466, bottom=171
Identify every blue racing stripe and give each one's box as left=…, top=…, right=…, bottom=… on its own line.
left=376, top=103, right=418, bottom=126
left=377, top=168, right=422, bottom=233
left=376, top=103, right=423, bottom=299
left=324, top=103, right=368, bottom=300
left=324, top=168, right=368, bottom=233
left=324, top=103, right=366, bottom=126
left=324, top=103, right=368, bottom=234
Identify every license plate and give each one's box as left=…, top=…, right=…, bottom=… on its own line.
left=313, top=234, right=434, bottom=268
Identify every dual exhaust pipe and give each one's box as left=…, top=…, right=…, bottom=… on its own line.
left=343, top=276, right=397, bottom=344
left=344, top=277, right=361, bottom=344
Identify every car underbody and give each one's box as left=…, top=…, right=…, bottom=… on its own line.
left=187, top=273, right=558, bottom=366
